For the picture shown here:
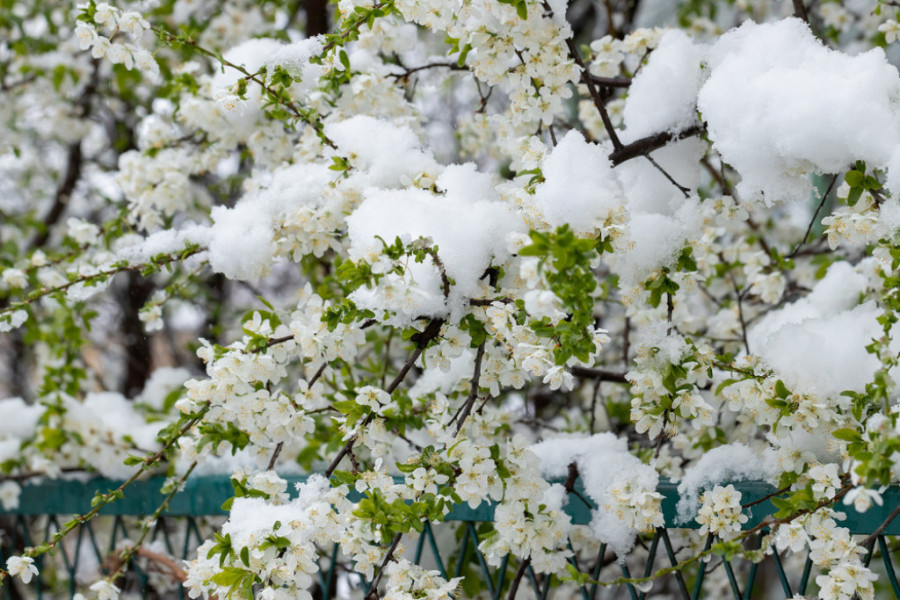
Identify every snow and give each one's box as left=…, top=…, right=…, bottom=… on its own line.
left=223, top=474, right=329, bottom=542
left=136, top=367, right=191, bottom=411
left=116, top=225, right=211, bottom=264
left=698, top=18, right=900, bottom=203
left=531, top=433, right=660, bottom=557
left=676, top=443, right=768, bottom=524
left=346, top=161, right=523, bottom=322
left=622, top=30, right=704, bottom=140
left=409, top=352, right=474, bottom=398
left=207, top=163, right=334, bottom=280
left=0, top=398, right=42, bottom=439
left=530, top=131, right=625, bottom=234
left=610, top=139, right=705, bottom=286
left=212, top=37, right=323, bottom=90
left=761, top=302, right=882, bottom=399
left=326, top=116, right=439, bottom=189
left=749, top=262, right=882, bottom=399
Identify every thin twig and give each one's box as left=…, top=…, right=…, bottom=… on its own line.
left=644, top=154, right=690, bottom=198
left=452, top=341, right=486, bottom=435
left=569, top=366, right=629, bottom=383
left=787, top=173, right=838, bottom=259
left=507, top=557, right=532, bottom=600
left=325, top=319, right=443, bottom=477
left=861, top=503, right=900, bottom=547
left=267, top=442, right=284, bottom=471
left=367, top=533, right=404, bottom=599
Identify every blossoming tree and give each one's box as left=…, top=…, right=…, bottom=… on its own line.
left=2, top=0, right=900, bottom=598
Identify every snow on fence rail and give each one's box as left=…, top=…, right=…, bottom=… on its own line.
left=1, top=476, right=899, bottom=600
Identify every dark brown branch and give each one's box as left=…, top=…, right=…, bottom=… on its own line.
left=507, top=557, right=531, bottom=600
left=793, top=0, right=810, bottom=23
left=367, top=533, right=404, bottom=600
left=589, top=75, right=631, bottom=88
left=569, top=366, right=629, bottom=383
left=387, top=62, right=465, bottom=79
left=566, top=36, right=623, bottom=150
left=452, top=341, right=486, bottom=435
left=267, top=442, right=284, bottom=471
left=609, top=124, right=706, bottom=166
left=469, top=297, right=512, bottom=306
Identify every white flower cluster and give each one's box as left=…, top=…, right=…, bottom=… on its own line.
left=383, top=559, right=462, bottom=600
left=477, top=437, right=573, bottom=574
left=177, top=313, right=319, bottom=465
left=484, top=300, right=609, bottom=392
left=820, top=186, right=899, bottom=251
left=774, top=509, right=877, bottom=600
left=185, top=474, right=347, bottom=600
left=74, top=4, right=158, bottom=77
left=393, top=0, right=579, bottom=127
left=695, top=484, right=747, bottom=539
left=627, top=335, right=714, bottom=439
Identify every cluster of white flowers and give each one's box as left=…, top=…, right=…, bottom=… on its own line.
left=185, top=474, right=347, bottom=600
left=773, top=509, right=878, bottom=600
left=383, top=559, right=462, bottom=600
left=73, top=4, right=158, bottom=76
left=477, top=437, right=573, bottom=573
left=627, top=335, right=714, bottom=439
left=695, top=484, right=747, bottom=539
left=6, top=0, right=900, bottom=599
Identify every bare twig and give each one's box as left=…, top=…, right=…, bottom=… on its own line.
left=787, top=173, right=838, bottom=259
left=569, top=366, right=629, bottom=383
left=367, top=533, right=404, bottom=599
left=507, top=558, right=532, bottom=600
left=325, top=319, right=444, bottom=477
left=861, top=503, right=900, bottom=548
left=451, top=341, right=486, bottom=435
left=267, top=442, right=284, bottom=471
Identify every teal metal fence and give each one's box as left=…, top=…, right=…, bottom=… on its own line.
left=0, top=476, right=898, bottom=599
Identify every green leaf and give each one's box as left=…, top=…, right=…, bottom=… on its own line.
left=516, top=1, right=527, bottom=19
left=845, top=169, right=864, bottom=188
left=833, top=428, right=862, bottom=443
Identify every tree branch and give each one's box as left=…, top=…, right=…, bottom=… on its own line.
left=608, top=124, right=706, bottom=166
left=325, top=319, right=444, bottom=477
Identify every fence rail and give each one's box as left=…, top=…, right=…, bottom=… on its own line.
left=1, top=476, right=898, bottom=599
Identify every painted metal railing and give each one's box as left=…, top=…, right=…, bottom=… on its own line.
left=1, top=476, right=899, bottom=599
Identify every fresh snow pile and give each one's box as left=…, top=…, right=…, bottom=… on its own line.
left=698, top=18, right=900, bottom=203
left=531, top=433, right=661, bottom=557
left=612, top=30, right=707, bottom=288
left=750, top=262, right=881, bottom=399
left=676, top=443, right=769, bottom=524
left=529, top=131, right=625, bottom=234
left=622, top=30, right=704, bottom=139
left=343, top=125, right=524, bottom=322
left=222, top=474, right=331, bottom=552
left=611, top=141, right=705, bottom=288
left=212, top=37, right=324, bottom=90
left=326, top=116, right=440, bottom=189
left=207, top=163, right=334, bottom=280
left=0, top=398, right=42, bottom=464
